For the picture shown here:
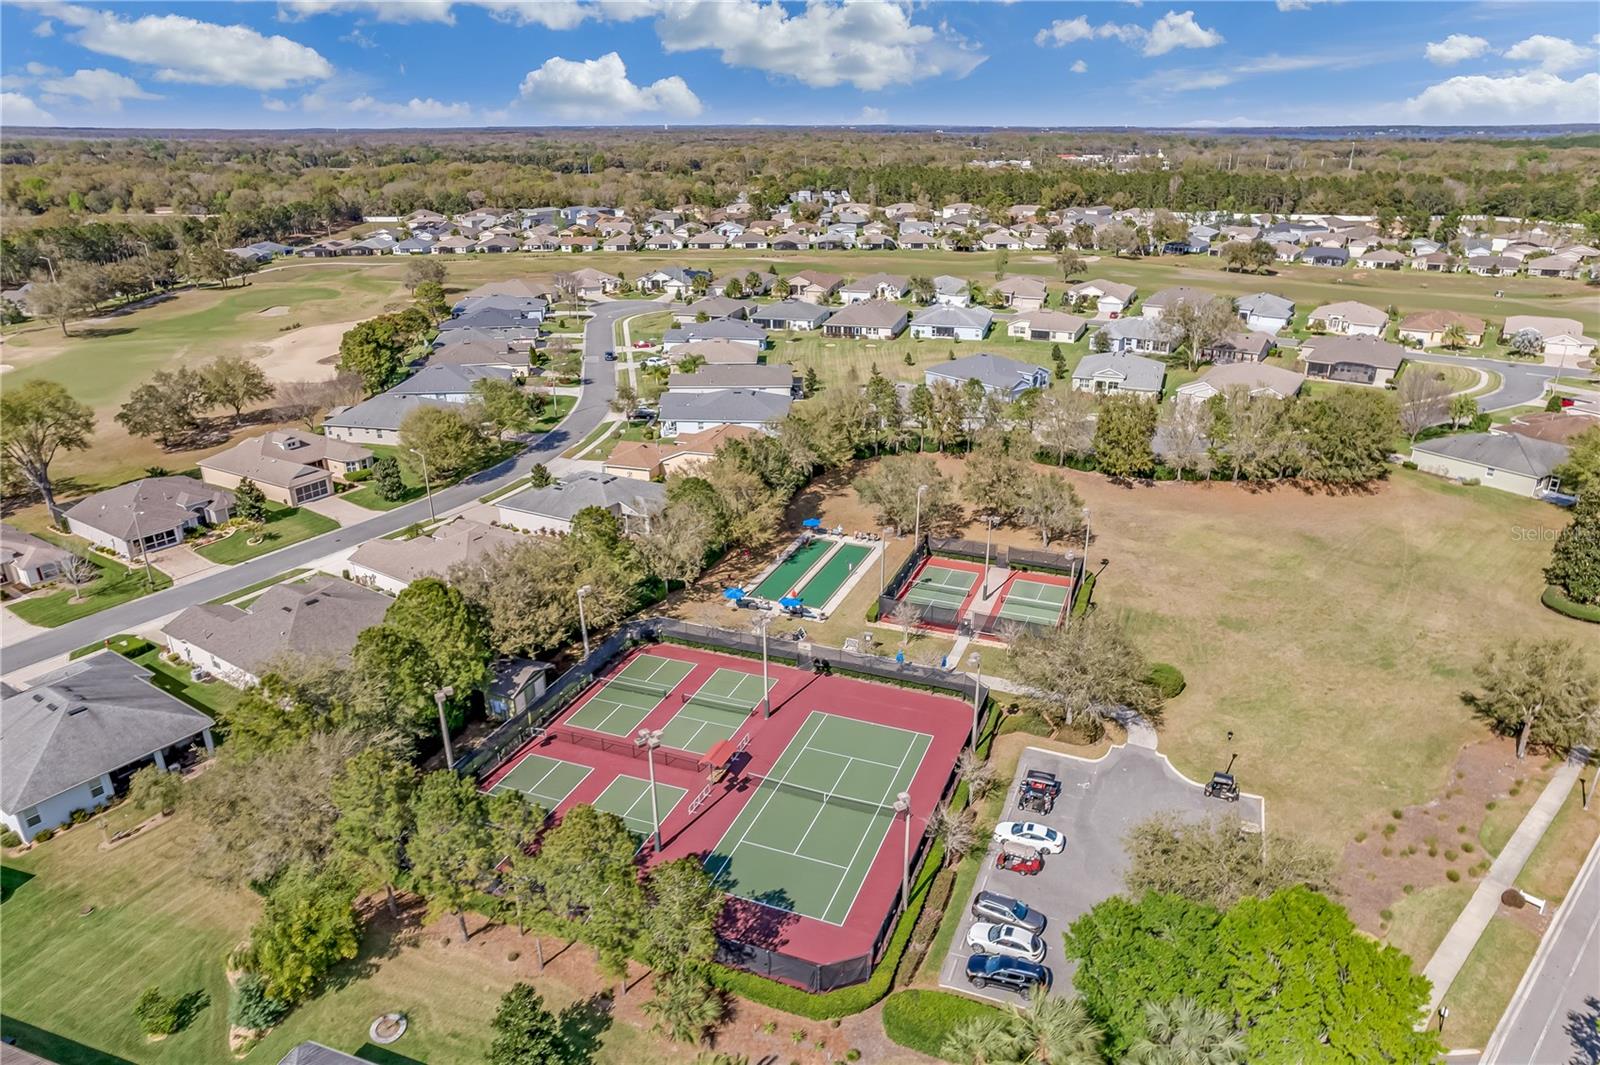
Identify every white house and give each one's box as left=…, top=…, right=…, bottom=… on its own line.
left=1236, top=293, right=1295, bottom=334
left=1068, top=280, right=1137, bottom=317
left=1308, top=301, right=1387, bottom=337
left=657, top=389, right=793, bottom=437
left=1503, top=316, right=1598, bottom=361
left=1007, top=311, right=1087, bottom=343
left=1410, top=433, right=1571, bottom=499
left=926, top=352, right=1050, bottom=399
left=496, top=472, right=666, bottom=535
left=1176, top=362, right=1305, bottom=405
left=346, top=518, right=525, bottom=595
left=909, top=304, right=993, bottom=341
left=1, top=523, right=72, bottom=588
left=667, top=364, right=796, bottom=396
left=1071, top=353, right=1166, bottom=398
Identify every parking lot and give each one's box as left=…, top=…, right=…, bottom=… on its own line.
left=939, top=743, right=1266, bottom=1004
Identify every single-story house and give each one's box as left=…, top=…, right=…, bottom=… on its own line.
left=910, top=304, right=993, bottom=341
left=496, top=472, right=667, bottom=536
left=1355, top=249, right=1405, bottom=270
left=932, top=275, right=971, bottom=306
left=1201, top=330, right=1276, bottom=364
left=569, top=268, right=622, bottom=300
left=1236, top=292, right=1295, bottom=334
left=1098, top=316, right=1173, bottom=356
left=164, top=576, right=391, bottom=687
left=65, top=477, right=235, bottom=560
left=668, top=363, right=795, bottom=396
left=1299, top=247, right=1349, bottom=267
left=668, top=339, right=764, bottom=365
left=420, top=340, right=528, bottom=373
left=638, top=267, right=709, bottom=299
left=1495, top=411, right=1600, bottom=446
left=1006, top=310, right=1087, bottom=343
left=1410, top=432, right=1571, bottom=499
left=709, top=272, right=778, bottom=298
left=1176, top=362, right=1305, bottom=405
left=992, top=276, right=1050, bottom=313
left=926, top=352, right=1050, bottom=399
left=1396, top=310, right=1487, bottom=348
left=276, top=1042, right=369, bottom=1065
left=603, top=424, right=757, bottom=481
left=387, top=364, right=516, bottom=403
left=1140, top=286, right=1215, bottom=321
left=1067, top=279, right=1137, bottom=317
left=459, top=279, right=555, bottom=303
left=1298, top=335, right=1406, bottom=387
left=1503, top=316, right=1598, bottom=361
left=346, top=518, right=525, bottom=595
left=1464, top=254, right=1521, bottom=277
left=199, top=430, right=373, bottom=507
left=819, top=300, right=908, bottom=340
left=1, top=651, right=216, bottom=844
left=321, top=395, right=454, bottom=445
left=673, top=296, right=755, bottom=325
left=657, top=389, right=793, bottom=438
left=749, top=300, right=832, bottom=331
left=1071, top=353, right=1166, bottom=399
left=1, top=523, right=72, bottom=588
left=1526, top=254, right=1582, bottom=279
left=661, top=319, right=769, bottom=351
left=840, top=273, right=909, bottom=304
left=787, top=270, right=844, bottom=303
left=1308, top=300, right=1387, bottom=337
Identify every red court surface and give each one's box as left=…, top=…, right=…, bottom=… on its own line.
left=481, top=642, right=972, bottom=975
left=987, top=569, right=1075, bottom=627
left=890, top=555, right=988, bottom=628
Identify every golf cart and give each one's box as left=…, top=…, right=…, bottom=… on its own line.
left=1017, top=769, right=1061, bottom=814
left=994, top=848, right=1044, bottom=876
left=1204, top=771, right=1240, bottom=802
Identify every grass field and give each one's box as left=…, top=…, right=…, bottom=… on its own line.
left=5, top=545, right=173, bottom=627
left=193, top=506, right=339, bottom=564
left=1439, top=915, right=1542, bottom=1050
left=1515, top=777, right=1600, bottom=903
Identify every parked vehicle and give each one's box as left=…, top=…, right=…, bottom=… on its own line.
left=971, top=890, right=1046, bottom=933
left=1017, top=769, right=1061, bottom=814
left=966, top=922, right=1046, bottom=962
left=994, top=848, right=1044, bottom=875
left=965, top=953, right=1051, bottom=995
left=993, top=821, right=1065, bottom=854
left=603, top=350, right=616, bottom=361
left=1204, top=771, right=1240, bottom=802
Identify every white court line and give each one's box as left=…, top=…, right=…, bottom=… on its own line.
left=793, top=757, right=854, bottom=855
left=819, top=732, right=918, bottom=924
left=739, top=838, right=849, bottom=870
left=705, top=712, right=827, bottom=881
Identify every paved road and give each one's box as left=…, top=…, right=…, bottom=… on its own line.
left=1416, top=352, right=1562, bottom=410
left=1481, top=832, right=1600, bottom=1065
left=0, top=301, right=656, bottom=674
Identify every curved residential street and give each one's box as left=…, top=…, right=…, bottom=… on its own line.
left=0, top=301, right=657, bottom=674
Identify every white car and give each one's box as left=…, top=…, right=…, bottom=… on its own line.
left=643, top=355, right=670, bottom=367
left=993, top=821, right=1065, bottom=854
left=966, top=922, right=1046, bottom=962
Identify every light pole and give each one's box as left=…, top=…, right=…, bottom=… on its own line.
left=129, top=506, right=155, bottom=591
left=754, top=612, right=773, bottom=717
left=576, top=585, right=593, bottom=658
left=894, top=791, right=912, bottom=910
left=967, top=651, right=983, bottom=748
left=981, top=514, right=1000, bottom=598
left=39, top=255, right=57, bottom=283
left=433, top=686, right=456, bottom=767
left=406, top=447, right=436, bottom=522
left=913, top=484, right=929, bottom=544
left=635, top=728, right=664, bottom=853
left=878, top=530, right=887, bottom=594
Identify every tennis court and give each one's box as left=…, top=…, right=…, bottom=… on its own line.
left=592, top=774, right=689, bottom=840
left=489, top=752, right=591, bottom=812
left=705, top=711, right=932, bottom=925
left=754, top=537, right=834, bottom=599
left=565, top=653, right=696, bottom=736
left=796, top=542, right=871, bottom=606
left=658, top=668, right=775, bottom=753
left=996, top=575, right=1071, bottom=626
left=902, top=561, right=978, bottom=611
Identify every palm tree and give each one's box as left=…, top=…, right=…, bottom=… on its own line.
left=1123, top=998, right=1246, bottom=1065
left=910, top=275, right=936, bottom=304
left=1007, top=989, right=1104, bottom=1064
left=1441, top=322, right=1468, bottom=351
left=942, top=1015, right=1014, bottom=1065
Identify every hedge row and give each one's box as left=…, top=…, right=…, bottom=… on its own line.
left=1542, top=585, right=1600, bottom=624
left=882, top=989, right=1007, bottom=1061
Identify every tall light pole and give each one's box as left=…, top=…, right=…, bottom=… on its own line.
left=878, top=530, right=887, bottom=594
left=433, top=686, right=456, bottom=767
left=130, top=505, right=155, bottom=591
left=981, top=514, right=1000, bottom=597
left=635, top=728, right=664, bottom=853
left=913, top=484, right=929, bottom=543
left=754, top=612, right=773, bottom=717
left=967, top=651, right=983, bottom=748
left=576, top=585, right=593, bottom=658
left=39, top=255, right=57, bottom=283
left=894, top=791, right=912, bottom=910
left=407, top=447, right=436, bottom=522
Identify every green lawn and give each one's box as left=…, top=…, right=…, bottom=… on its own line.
left=6, top=545, right=172, bottom=627
left=1515, top=777, right=1600, bottom=904
left=1381, top=882, right=1475, bottom=972
left=345, top=441, right=522, bottom=512
left=773, top=329, right=1076, bottom=390
left=1439, top=915, right=1541, bottom=1050
left=529, top=392, right=577, bottom=435
left=1403, top=360, right=1483, bottom=395
left=193, top=507, right=339, bottom=565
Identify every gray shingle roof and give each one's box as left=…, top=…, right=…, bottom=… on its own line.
left=662, top=319, right=769, bottom=345
left=910, top=305, right=993, bottom=332
left=348, top=518, right=525, bottom=586
left=2, top=651, right=213, bottom=812
left=1411, top=432, right=1570, bottom=478
left=1072, top=353, right=1166, bottom=393
left=162, top=576, right=391, bottom=676
left=659, top=389, right=793, bottom=425
left=321, top=394, right=455, bottom=433
left=276, top=1044, right=368, bottom=1065
left=497, top=472, right=666, bottom=522
left=1, top=523, right=73, bottom=574
left=1237, top=292, right=1295, bottom=318
left=387, top=364, right=514, bottom=397
left=926, top=352, right=1046, bottom=391
left=1300, top=335, right=1407, bottom=370
left=821, top=300, right=907, bottom=329
left=64, top=477, right=235, bottom=541
left=668, top=364, right=796, bottom=390
left=749, top=300, right=832, bottom=327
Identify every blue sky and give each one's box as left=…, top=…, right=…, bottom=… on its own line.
left=2, top=1, right=1596, bottom=130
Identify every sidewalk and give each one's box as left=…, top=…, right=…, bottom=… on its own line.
left=1422, top=748, right=1589, bottom=1017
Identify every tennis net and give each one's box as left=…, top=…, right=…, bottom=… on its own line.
left=744, top=772, right=903, bottom=818
left=605, top=673, right=673, bottom=698
left=683, top=690, right=758, bottom=716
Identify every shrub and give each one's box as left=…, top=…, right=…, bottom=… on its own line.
left=1541, top=585, right=1600, bottom=624
left=1461, top=842, right=1475, bottom=853
left=33, top=828, right=54, bottom=843
left=343, top=467, right=371, bottom=482
left=1146, top=663, right=1186, bottom=699
left=866, top=600, right=880, bottom=623
left=1446, top=869, right=1462, bottom=882
left=227, top=974, right=289, bottom=1032
left=883, top=990, right=1006, bottom=1060
left=1402, top=884, right=1415, bottom=895
left=68, top=808, right=91, bottom=825
left=1379, top=909, right=1394, bottom=922
left=1354, top=831, right=1367, bottom=843
left=1444, top=849, right=1458, bottom=861
left=1401, top=460, right=1418, bottom=470
left=134, top=987, right=183, bottom=1037
left=0, top=828, right=21, bottom=848
left=1391, top=809, right=1404, bottom=820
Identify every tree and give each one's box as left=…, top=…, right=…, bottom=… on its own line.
left=1554, top=425, right=1600, bottom=499
left=28, top=276, right=95, bottom=336
left=532, top=804, right=645, bottom=986
left=371, top=455, right=406, bottom=501
left=1124, top=814, right=1334, bottom=910
left=473, top=377, right=535, bottom=437
left=1093, top=395, right=1158, bottom=481
left=1292, top=390, right=1397, bottom=485
left=943, top=987, right=1104, bottom=1065
left=1017, top=469, right=1083, bottom=546
left=1222, top=241, right=1273, bottom=274
left=1157, top=399, right=1215, bottom=481
left=399, top=404, right=488, bottom=479
left=330, top=750, right=416, bottom=918
left=636, top=499, right=713, bottom=591
left=133, top=987, right=186, bottom=1038
left=927, top=804, right=980, bottom=867
left=1448, top=392, right=1479, bottom=429
left=1164, top=297, right=1239, bottom=371
left=643, top=970, right=727, bottom=1046
left=1056, top=249, right=1085, bottom=281
left=1396, top=367, right=1451, bottom=442
left=385, top=577, right=493, bottom=698
left=1466, top=638, right=1599, bottom=759
left=245, top=864, right=361, bottom=1004
left=1124, top=999, right=1246, bottom=1065
left=527, top=463, right=553, bottom=489
left=488, top=983, right=567, bottom=1065
left=1546, top=490, right=1600, bottom=605
left=1098, top=222, right=1139, bottom=257
left=1507, top=327, right=1544, bottom=358
left=403, top=257, right=447, bottom=291
left=117, top=367, right=208, bottom=448
left=486, top=788, right=546, bottom=936
left=0, top=380, right=95, bottom=525
left=409, top=770, right=494, bottom=941
left=963, top=430, right=1031, bottom=521
left=1441, top=321, right=1469, bottom=351
left=639, top=858, right=723, bottom=974
left=1008, top=613, right=1163, bottom=730
left=338, top=312, right=428, bottom=395
left=200, top=354, right=274, bottom=421
left=1036, top=390, right=1097, bottom=465
left=234, top=477, right=269, bottom=523
left=275, top=374, right=363, bottom=431
left=853, top=454, right=953, bottom=534
left=909, top=275, right=935, bottom=303
left=414, top=280, right=448, bottom=319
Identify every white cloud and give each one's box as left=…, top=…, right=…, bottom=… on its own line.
left=262, top=96, right=291, bottom=112
left=24, top=62, right=59, bottom=76
left=1035, top=16, right=1095, bottom=47
left=278, top=0, right=457, bottom=23
left=1425, top=34, right=1488, bottom=66
left=1503, top=34, right=1595, bottom=74
left=1142, top=10, right=1223, bottom=56
left=1034, top=9, right=1221, bottom=57
left=38, top=68, right=159, bottom=110
left=1070, top=59, right=1088, bottom=74
left=350, top=95, right=474, bottom=120
left=654, top=1, right=984, bottom=91
left=856, top=106, right=888, bottom=123
left=53, top=4, right=333, bottom=89
left=1402, top=71, right=1600, bottom=123
left=278, top=0, right=659, bottom=29
left=1, top=92, right=56, bottom=124
left=32, top=18, right=54, bottom=36
left=1136, top=50, right=1368, bottom=93
left=1275, top=0, right=1340, bottom=9
left=518, top=52, right=701, bottom=121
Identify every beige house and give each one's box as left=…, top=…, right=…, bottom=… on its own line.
left=346, top=518, right=524, bottom=595
left=199, top=430, right=374, bottom=506
left=1176, top=362, right=1305, bottom=405
left=1503, top=316, right=1598, bottom=361
left=1, top=523, right=73, bottom=588
left=1067, top=279, right=1136, bottom=317
left=1308, top=301, right=1387, bottom=337
left=1007, top=310, right=1087, bottom=343
left=1397, top=310, right=1486, bottom=348
left=603, top=424, right=757, bottom=480
left=787, top=270, right=844, bottom=303
left=1410, top=432, right=1570, bottom=499
left=992, top=276, right=1050, bottom=312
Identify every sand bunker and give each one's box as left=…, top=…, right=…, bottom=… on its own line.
left=247, top=319, right=359, bottom=383
left=258, top=305, right=291, bottom=318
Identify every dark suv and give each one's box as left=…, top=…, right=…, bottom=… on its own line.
left=965, top=953, right=1051, bottom=995
left=971, top=890, right=1046, bottom=933
left=1017, top=769, right=1061, bottom=814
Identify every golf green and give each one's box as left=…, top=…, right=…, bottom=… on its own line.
left=797, top=543, right=871, bottom=606
left=754, top=538, right=834, bottom=600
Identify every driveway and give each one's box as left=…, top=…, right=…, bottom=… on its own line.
left=1414, top=352, right=1561, bottom=411
left=938, top=743, right=1264, bottom=1005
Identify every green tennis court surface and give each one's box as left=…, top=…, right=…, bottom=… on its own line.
left=754, top=538, right=834, bottom=599
left=998, top=577, right=1069, bottom=625
left=592, top=775, right=688, bottom=840
left=565, top=653, right=695, bottom=736
left=796, top=542, right=871, bottom=606
left=705, top=711, right=932, bottom=925
left=658, top=668, right=775, bottom=753
left=490, top=753, right=591, bottom=812
left=903, top=562, right=977, bottom=609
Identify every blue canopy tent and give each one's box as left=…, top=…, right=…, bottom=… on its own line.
left=801, top=517, right=823, bottom=529
left=723, top=587, right=747, bottom=601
